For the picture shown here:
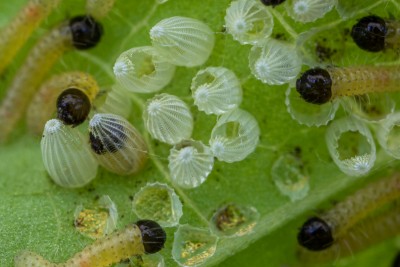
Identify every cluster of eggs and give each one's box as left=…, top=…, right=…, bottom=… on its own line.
left=111, top=15, right=260, bottom=189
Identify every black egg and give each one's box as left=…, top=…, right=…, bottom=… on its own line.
left=69, top=15, right=103, bottom=50
left=297, top=217, right=334, bottom=251
left=136, top=220, right=167, bottom=254
left=296, top=67, right=332, bottom=105
left=260, top=0, right=286, bottom=6
left=89, top=122, right=126, bottom=155
left=57, top=88, right=91, bottom=126
left=351, top=15, right=387, bottom=52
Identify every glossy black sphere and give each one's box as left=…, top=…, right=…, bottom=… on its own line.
left=136, top=220, right=167, bottom=254
left=296, top=67, right=332, bottom=105
left=297, top=217, right=334, bottom=251
left=69, top=15, right=103, bottom=50
left=57, top=88, right=91, bottom=126
left=260, top=0, right=286, bottom=6
left=351, top=15, right=387, bottom=52
left=89, top=121, right=126, bottom=155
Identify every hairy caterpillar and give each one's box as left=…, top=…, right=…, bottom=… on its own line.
left=296, top=66, right=400, bottom=105
left=0, top=0, right=60, bottom=74
left=0, top=15, right=103, bottom=143
left=298, top=205, right=400, bottom=263
left=27, top=71, right=99, bottom=135
left=14, top=220, right=166, bottom=267
left=297, top=173, right=400, bottom=256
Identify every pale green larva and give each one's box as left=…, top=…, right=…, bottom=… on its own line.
left=143, top=94, right=193, bottom=145
left=149, top=16, right=215, bottom=67
left=209, top=109, right=260, bottom=163
left=325, top=116, right=376, bottom=177
left=168, top=139, right=214, bottom=189
left=224, top=0, right=274, bottom=45
left=89, top=113, right=148, bottom=176
left=97, top=86, right=132, bottom=119
left=191, top=67, right=242, bottom=115
left=14, top=220, right=166, bottom=267
left=113, top=46, right=176, bottom=93
left=286, top=0, right=337, bottom=23
left=41, top=119, right=98, bottom=188
left=249, top=38, right=301, bottom=85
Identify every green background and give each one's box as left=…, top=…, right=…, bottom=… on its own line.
left=1, top=0, right=400, bottom=266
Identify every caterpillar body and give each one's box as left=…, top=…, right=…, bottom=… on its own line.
left=0, top=15, right=103, bottom=143
left=27, top=71, right=99, bottom=135
left=0, top=0, right=60, bottom=74
left=14, top=220, right=166, bottom=267
left=298, top=173, right=400, bottom=262
left=296, top=66, right=400, bottom=105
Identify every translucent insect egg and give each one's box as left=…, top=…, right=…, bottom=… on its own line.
left=132, top=182, right=183, bottom=227
left=325, top=116, right=376, bottom=176
left=377, top=112, right=400, bottom=159
left=97, top=85, right=132, bottom=119
left=191, top=67, right=242, bottom=115
left=74, top=195, right=118, bottom=239
left=41, top=119, right=98, bottom=188
left=143, top=94, right=193, bottom=145
left=285, top=85, right=339, bottom=127
left=249, top=38, right=301, bottom=85
left=150, top=16, right=215, bottom=67
left=168, top=139, right=214, bottom=189
left=89, top=113, right=148, bottom=176
left=113, top=46, right=176, bottom=93
left=285, top=0, right=337, bottom=23
left=209, top=109, right=260, bottom=163
left=340, top=94, right=395, bottom=123
left=209, top=203, right=260, bottom=238
left=172, top=225, right=218, bottom=267
left=224, top=0, right=274, bottom=45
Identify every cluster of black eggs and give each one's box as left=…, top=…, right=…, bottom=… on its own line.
left=56, top=15, right=103, bottom=127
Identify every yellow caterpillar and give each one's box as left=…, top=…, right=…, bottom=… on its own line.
left=0, top=0, right=60, bottom=74
left=297, top=173, right=400, bottom=262
left=0, top=14, right=103, bottom=143
left=27, top=71, right=99, bottom=135
left=14, top=220, right=166, bottom=267
left=296, top=66, right=400, bottom=104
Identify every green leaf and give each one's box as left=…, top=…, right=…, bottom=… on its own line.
left=1, top=0, right=400, bottom=266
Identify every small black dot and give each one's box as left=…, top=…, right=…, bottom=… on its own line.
left=297, top=217, right=334, bottom=251
left=57, top=88, right=91, bottom=126
left=260, top=0, right=286, bottom=7
left=69, top=15, right=103, bottom=50
left=351, top=15, right=387, bottom=52
left=136, top=220, right=166, bottom=254
left=296, top=67, right=332, bottom=105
